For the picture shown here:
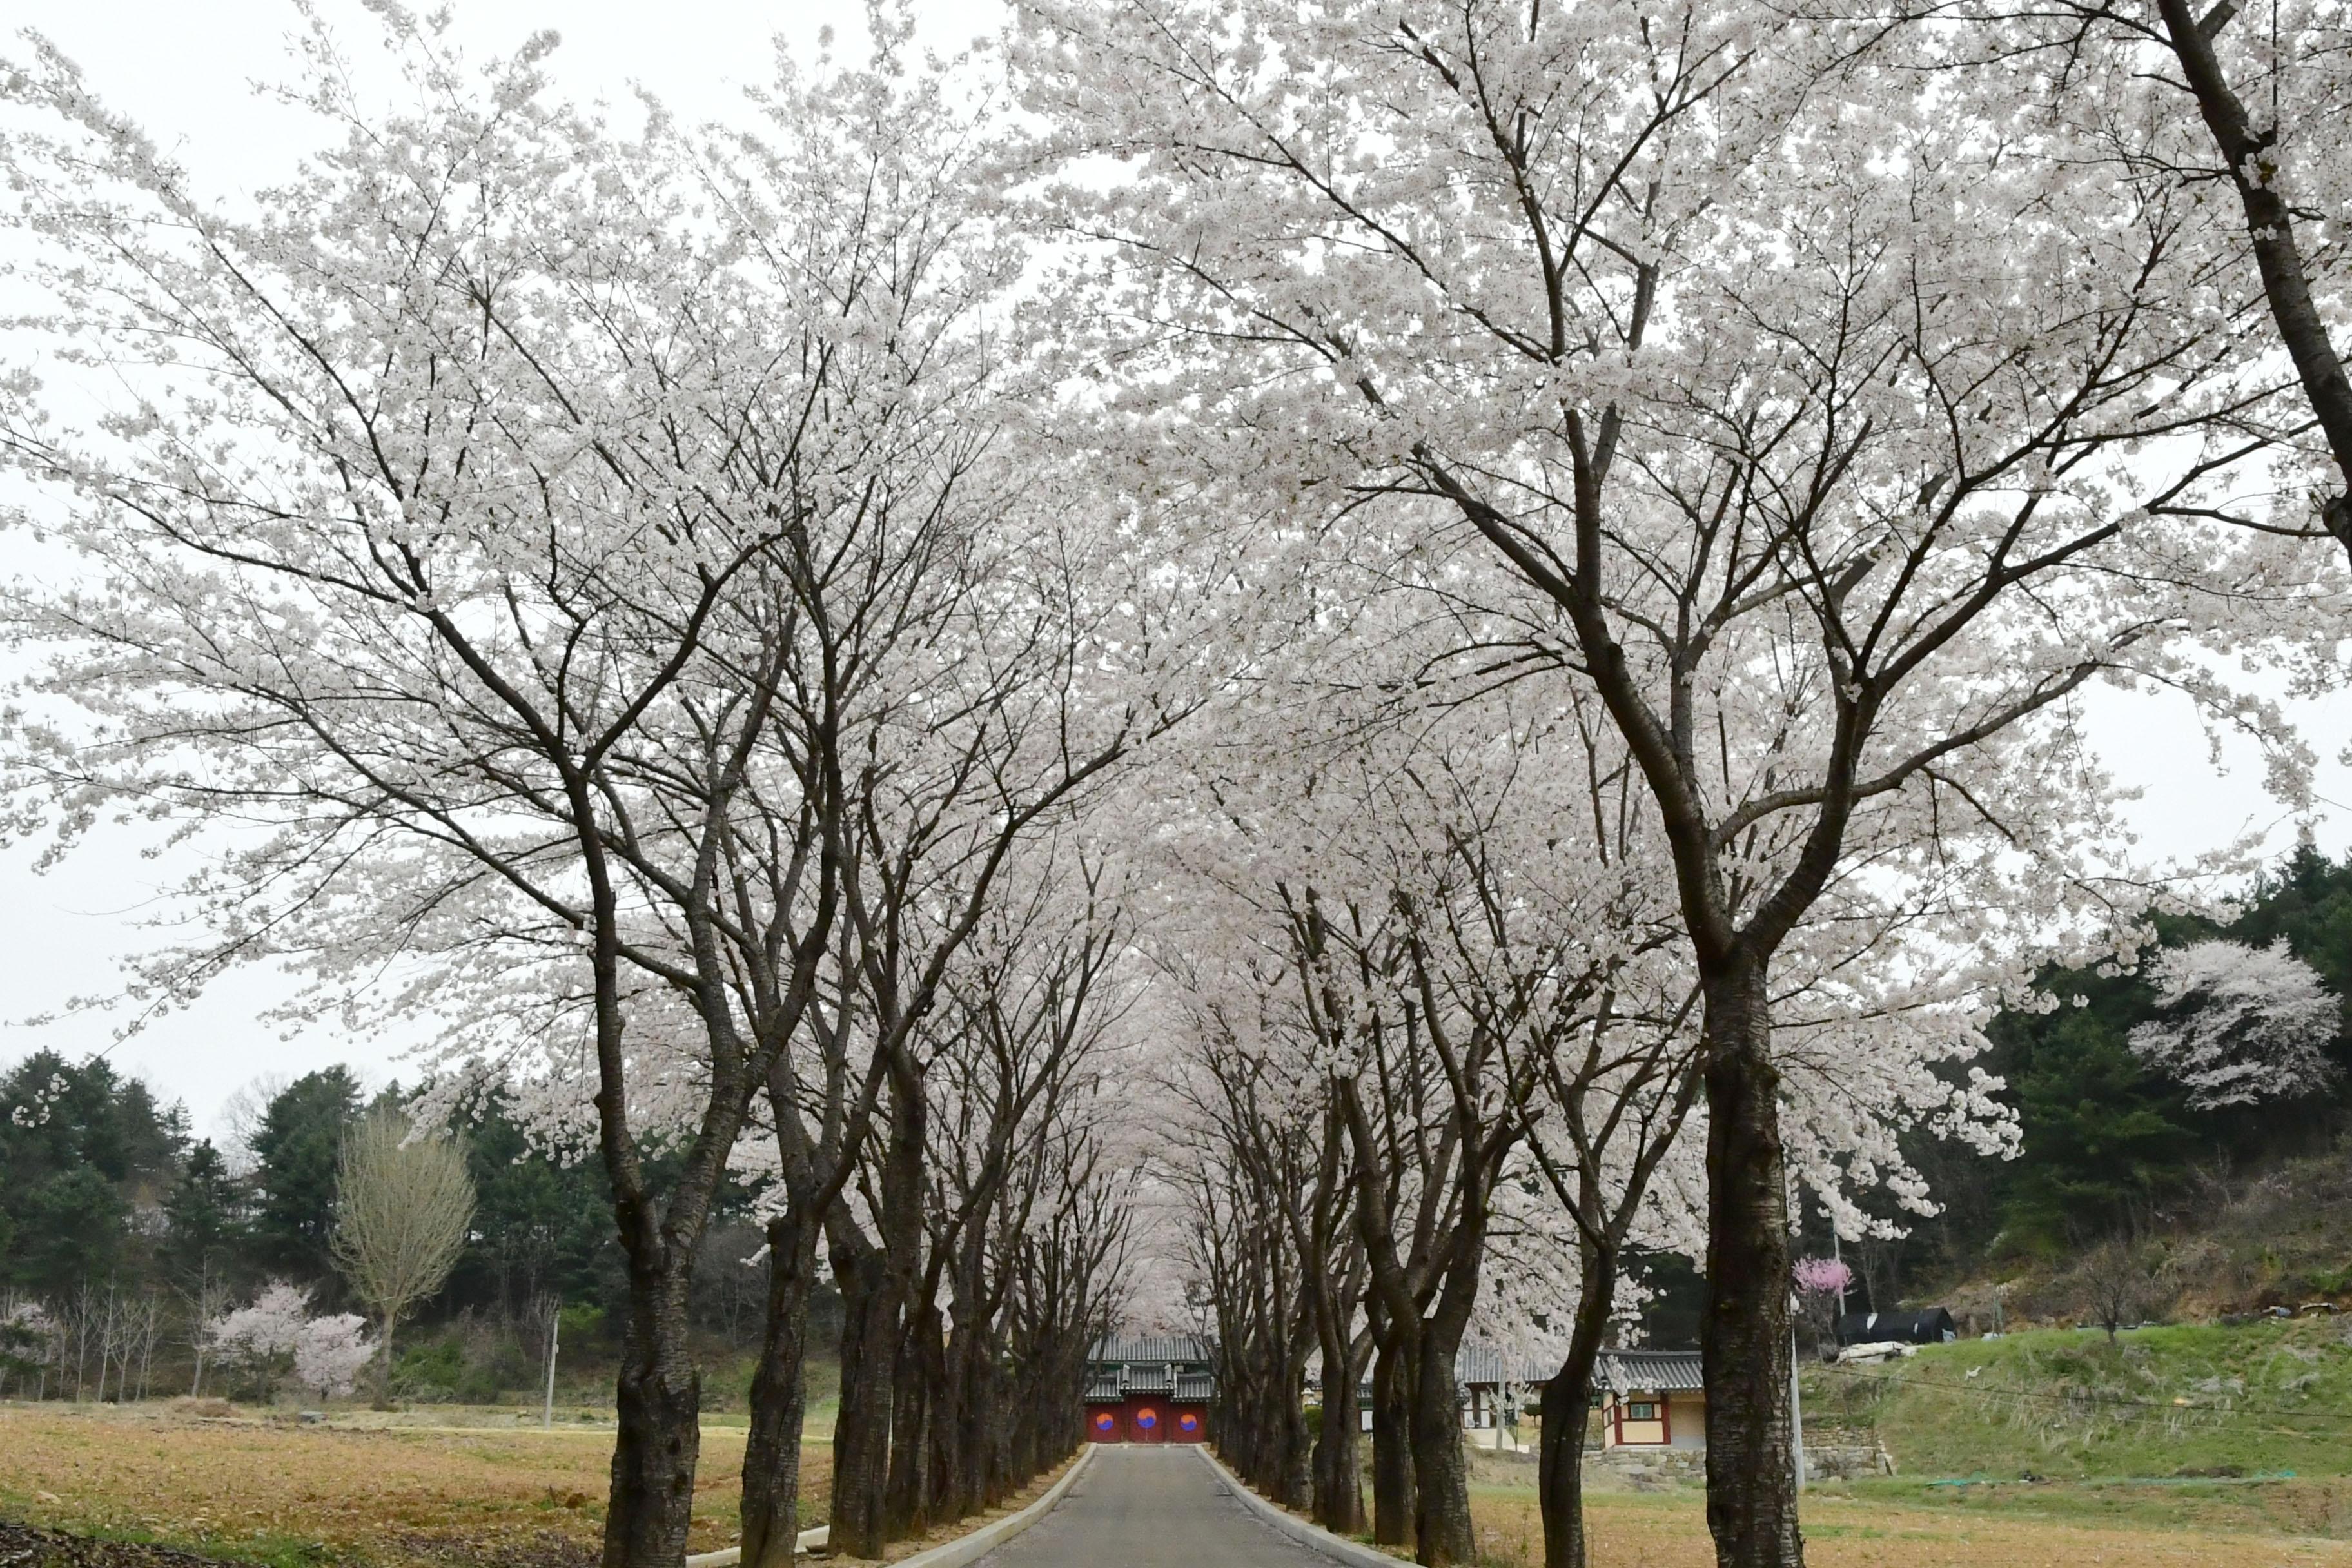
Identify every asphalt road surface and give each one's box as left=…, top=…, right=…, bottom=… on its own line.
left=971, top=1446, right=1342, bottom=1568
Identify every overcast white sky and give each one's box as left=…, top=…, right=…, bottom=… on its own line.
left=2, top=0, right=2347, bottom=1141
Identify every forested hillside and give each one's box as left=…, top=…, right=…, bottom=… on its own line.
left=0, top=1062, right=803, bottom=1405
left=1810, top=844, right=2352, bottom=1322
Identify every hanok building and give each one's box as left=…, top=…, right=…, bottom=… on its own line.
left=1084, top=1335, right=1215, bottom=1443
left=1592, top=1348, right=1706, bottom=1451
left=1453, top=1346, right=1550, bottom=1436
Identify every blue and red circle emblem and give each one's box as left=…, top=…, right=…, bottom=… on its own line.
left=1135, top=1408, right=1158, bottom=1431
left=1093, top=1412, right=1115, bottom=1433
left=1178, top=1412, right=1200, bottom=1434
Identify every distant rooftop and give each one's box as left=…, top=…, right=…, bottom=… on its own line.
left=1594, top=1349, right=1704, bottom=1392
left=1089, top=1335, right=1213, bottom=1364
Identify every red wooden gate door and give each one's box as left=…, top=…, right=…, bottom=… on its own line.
left=1088, top=1409, right=1119, bottom=1443
left=1131, top=1404, right=1164, bottom=1442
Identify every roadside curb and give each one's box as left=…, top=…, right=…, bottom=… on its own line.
left=895, top=1444, right=1096, bottom=1568
left=1195, top=1446, right=1402, bottom=1568
left=681, top=1438, right=1091, bottom=1561
left=685, top=1522, right=828, bottom=1565
left=688, top=1445, right=1095, bottom=1568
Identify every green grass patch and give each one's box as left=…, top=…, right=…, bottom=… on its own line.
left=1801, top=1318, right=2352, bottom=1487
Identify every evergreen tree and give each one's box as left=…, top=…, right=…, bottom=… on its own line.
left=12, top=1164, right=126, bottom=1295
left=246, top=1066, right=361, bottom=1281
left=0, top=1050, right=184, bottom=1292
left=165, top=1138, right=250, bottom=1285
left=446, top=1093, right=623, bottom=1321
left=1991, top=980, right=2199, bottom=1249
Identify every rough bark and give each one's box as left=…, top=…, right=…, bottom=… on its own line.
left=1538, top=1248, right=1619, bottom=1568
left=1698, top=959, right=1803, bottom=1568
left=1410, top=1292, right=1477, bottom=1566
left=740, top=1212, right=818, bottom=1568
left=827, top=1237, right=897, bottom=1560
left=885, top=1297, right=945, bottom=1534
left=1370, top=1331, right=1416, bottom=1549
left=1310, top=1331, right=1368, bottom=1536
left=1274, top=1288, right=1316, bottom=1510
left=585, top=868, right=747, bottom=1568
left=874, top=1068, right=933, bottom=1541
left=603, top=1277, right=702, bottom=1568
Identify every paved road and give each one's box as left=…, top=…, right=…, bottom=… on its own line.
left=972, top=1446, right=1340, bottom=1568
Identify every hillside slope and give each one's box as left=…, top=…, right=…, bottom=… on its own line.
left=1801, top=1319, right=2352, bottom=1481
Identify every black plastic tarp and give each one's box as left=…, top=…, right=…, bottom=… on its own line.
left=1835, top=1308, right=1957, bottom=1345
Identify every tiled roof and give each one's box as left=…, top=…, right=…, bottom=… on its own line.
left=1084, top=1334, right=1220, bottom=1402
left=1090, top=1335, right=1212, bottom=1364
left=1594, top=1349, right=1704, bottom=1393
left=1455, top=1346, right=1552, bottom=1387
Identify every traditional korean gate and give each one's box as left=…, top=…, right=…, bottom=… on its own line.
left=1085, top=1396, right=1210, bottom=1442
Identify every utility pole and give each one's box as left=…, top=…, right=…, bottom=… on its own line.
left=542, top=1302, right=560, bottom=1429
left=1790, top=1307, right=1806, bottom=1495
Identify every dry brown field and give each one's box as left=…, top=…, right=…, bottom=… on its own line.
left=0, top=1400, right=1083, bottom=1568
left=0, top=1399, right=792, bottom=1567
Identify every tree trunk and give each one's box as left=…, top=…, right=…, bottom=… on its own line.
left=828, top=1237, right=897, bottom=1560
left=740, top=1211, right=818, bottom=1568
left=873, top=1070, right=931, bottom=1542
left=375, top=1311, right=396, bottom=1411
left=1538, top=1247, right=1618, bottom=1568
left=1275, top=1313, right=1313, bottom=1510
left=1371, top=1334, right=1416, bottom=1549
left=936, top=1319, right=976, bottom=1520
left=884, top=1297, right=943, bottom=1535
left=1700, top=957, right=1803, bottom=1568
left=1311, top=1340, right=1365, bottom=1535
left=1409, top=1311, right=1476, bottom=1567
left=603, top=1273, right=703, bottom=1568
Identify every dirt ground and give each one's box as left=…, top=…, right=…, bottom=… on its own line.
left=0, top=1399, right=807, bottom=1567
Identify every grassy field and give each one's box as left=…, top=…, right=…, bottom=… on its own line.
left=0, top=1399, right=816, bottom=1568
left=1449, top=1320, right=2352, bottom=1568
left=1800, top=1317, right=2352, bottom=1484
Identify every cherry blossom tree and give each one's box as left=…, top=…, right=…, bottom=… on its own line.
left=0, top=24, right=821, bottom=1551
left=0, top=9, right=1226, bottom=1559
left=1012, top=6, right=2345, bottom=1563
left=209, top=1280, right=370, bottom=1404
left=1133, top=510, right=2034, bottom=1563
left=293, top=1310, right=376, bottom=1400
left=1790, top=1258, right=1854, bottom=1358
left=0, top=11, right=1164, bottom=1558
left=2128, top=938, right=2339, bottom=1106
left=1988, top=1, right=2352, bottom=553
